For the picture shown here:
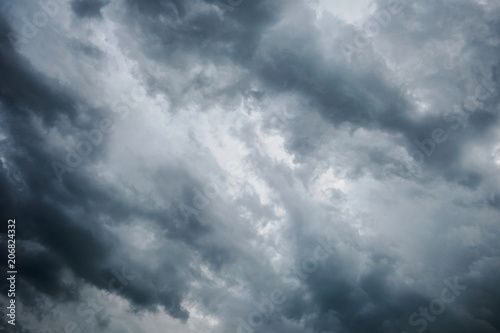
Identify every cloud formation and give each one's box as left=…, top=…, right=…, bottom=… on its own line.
left=0, top=0, right=499, bottom=332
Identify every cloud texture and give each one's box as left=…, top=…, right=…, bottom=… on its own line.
left=0, top=0, right=499, bottom=332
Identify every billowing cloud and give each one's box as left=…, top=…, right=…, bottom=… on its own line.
left=0, top=0, right=499, bottom=332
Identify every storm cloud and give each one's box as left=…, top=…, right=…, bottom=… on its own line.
left=0, top=0, right=499, bottom=332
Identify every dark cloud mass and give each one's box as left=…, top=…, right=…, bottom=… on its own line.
left=0, top=0, right=499, bottom=332
left=71, top=0, right=109, bottom=18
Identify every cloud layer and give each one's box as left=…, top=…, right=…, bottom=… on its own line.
left=0, top=0, right=499, bottom=332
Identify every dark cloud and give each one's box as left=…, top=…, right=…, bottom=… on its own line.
left=1, top=0, right=500, bottom=332
left=71, top=0, right=109, bottom=18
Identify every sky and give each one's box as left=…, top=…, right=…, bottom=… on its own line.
left=0, top=0, right=499, bottom=332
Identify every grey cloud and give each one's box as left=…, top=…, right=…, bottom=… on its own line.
left=71, top=0, right=109, bottom=18
left=1, top=0, right=500, bottom=333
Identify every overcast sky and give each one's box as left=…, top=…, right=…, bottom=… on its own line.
left=0, top=0, right=499, bottom=332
